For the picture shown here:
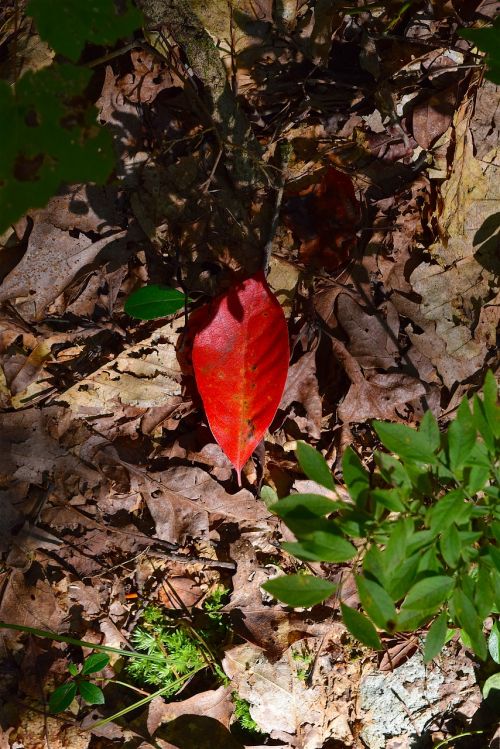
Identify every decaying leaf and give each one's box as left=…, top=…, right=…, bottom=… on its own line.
left=56, top=318, right=183, bottom=415
left=222, top=639, right=355, bottom=747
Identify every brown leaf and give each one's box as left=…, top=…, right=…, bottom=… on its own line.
left=147, top=686, right=233, bottom=735
left=278, top=351, right=322, bottom=438
left=338, top=373, right=432, bottom=424
left=412, top=89, right=455, bottom=150
left=336, top=294, right=400, bottom=371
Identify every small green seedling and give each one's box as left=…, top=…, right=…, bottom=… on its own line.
left=49, top=653, right=109, bottom=713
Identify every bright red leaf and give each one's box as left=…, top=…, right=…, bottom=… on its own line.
left=191, top=271, right=289, bottom=483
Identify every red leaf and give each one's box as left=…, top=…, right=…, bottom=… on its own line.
left=283, top=167, right=360, bottom=270
left=191, top=271, right=289, bottom=483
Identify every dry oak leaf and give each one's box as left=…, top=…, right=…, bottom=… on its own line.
left=57, top=318, right=183, bottom=416
left=338, top=373, right=431, bottom=424
left=336, top=294, right=400, bottom=371
left=222, top=642, right=354, bottom=747
left=0, top=218, right=136, bottom=320
left=147, top=686, right=233, bottom=735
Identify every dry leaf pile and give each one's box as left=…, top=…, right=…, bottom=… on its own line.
left=0, top=1, right=499, bottom=747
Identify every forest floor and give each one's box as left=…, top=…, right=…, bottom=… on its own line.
left=0, top=1, right=499, bottom=748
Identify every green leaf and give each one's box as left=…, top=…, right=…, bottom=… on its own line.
left=356, top=576, right=397, bottom=631
left=423, top=611, right=449, bottom=663
left=78, top=680, right=105, bottom=705
left=482, top=370, right=500, bottom=438
left=483, top=673, right=500, bottom=699
left=446, top=398, right=477, bottom=472
left=262, top=574, right=336, bottom=608
left=270, top=494, right=341, bottom=519
left=475, top=564, right=495, bottom=619
left=67, top=663, right=79, bottom=676
left=402, top=576, right=454, bottom=610
left=0, top=66, right=115, bottom=233
left=124, top=285, right=187, bottom=320
left=396, top=607, right=435, bottom=632
left=419, top=410, right=441, bottom=452
left=488, top=621, right=500, bottom=664
left=28, top=0, right=143, bottom=62
left=373, top=421, right=438, bottom=464
left=260, top=485, right=278, bottom=508
left=342, top=447, right=370, bottom=504
left=385, top=554, right=420, bottom=602
left=341, top=604, right=382, bottom=649
left=296, top=442, right=334, bottom=490
left=464, top=464, right=490, bottom=495
left=375, top=452, right=412, bottom=489
left=49, top=681, right=77, bottom=713
left=283, top=531, right=356, bottom=563
left=81, top=653, right=110, bottom=676
left=459, top=18, right=500, bottom=85
left=473, top=394, right=495, bottom=453
left=451, top=588, right=487, bottom=661
left=427, top=490, right=468, bottom=534
left=363, top=545, right=386, bottom=587
left=370, top=488, right=406, bottom=513
left=439, top=525, right=461, bottom=568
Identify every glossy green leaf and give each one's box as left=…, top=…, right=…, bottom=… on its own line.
left=488, top=620, right=500, bottom=664
left=483, top=673, right=500, bottom=699
left=67, top=663, right=79, bottom=676
left=356, top=576, right=397, bottom=631
left=447, top=398, right=477, bottom=471
left=341, top=603, right=382, bottom=649
left=81, top=653, right=110, bottom=676
left=270, top=494, right=341, bottom=519
left=28, top=0, right=143, bottom=62
left=439, top=525, right=461, bottom=568
left=78, top=680, right=105, bottom=705
left=49, top=681, right=77, bottom=713
left=342, top=447, right=370, bottom=504
left=124, top=285, right=187, bottom=320
left=384, top=554, right=420, bottom=602
left=296, top=441, right=334, bottom=490
left=262, top=574, right=336, bottom=608
left=427, top=490, right=468, bottom=534
left=475, top=565, right=495, bottom=619
left=482, top=370, right=500, bottom=438
left=283, top=531, right=356, bottom=563
left=403, top=576, right=454, bottom=611
left=452, top=588, right=487, bottom=661
left=473, top=394, right=495, bottom=453
left=371, top=488, right=405, bottom=513
left=423, top=611, right=448, bottom=663
left=375, top=451, right=412, bottom=489
left=419, top=410, right=441, bottom=452
left=373, top=421, right=438, bottom=464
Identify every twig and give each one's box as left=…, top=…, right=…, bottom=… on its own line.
left=262, top=140, right=292, bottom=273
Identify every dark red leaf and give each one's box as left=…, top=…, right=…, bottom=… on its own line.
left=283, top=167, right=360, bottom=270
left=191, top=272, right=289, bottom=483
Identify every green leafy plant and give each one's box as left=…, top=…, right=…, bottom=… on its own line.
left=0, top=586, right=229, bottom=727
left=263, top=371, right=500, bottom=662
left=126, top=587, right=229, bottom=692
left=0, top=0, right=142, bottom=233
left=231, top=693, right=264, bottom=736
left=49, top=652, right=109, bottom=713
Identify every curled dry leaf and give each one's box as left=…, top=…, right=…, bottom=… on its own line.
left=192, top=272, right=289, bottom=482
